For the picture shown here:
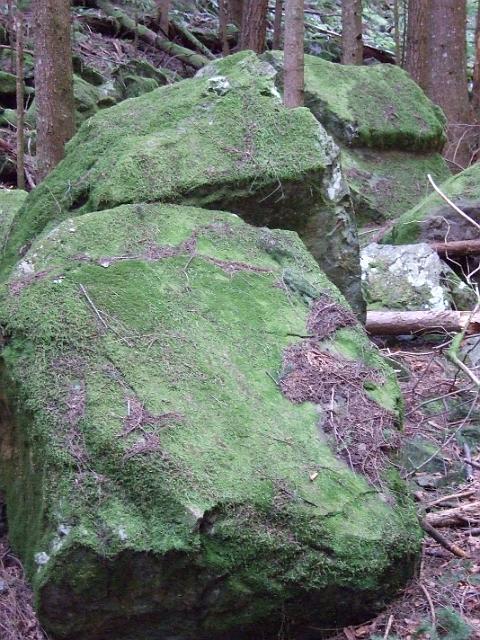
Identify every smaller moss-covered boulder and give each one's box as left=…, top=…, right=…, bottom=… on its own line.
left=0, top=202, right=420, bottom=640
left=384, top=162, right=480, bottom=245
left=0, top=188, right=27, bottom=251
left=112, top=59, right=174, bottom=99
left=361, top=243, right=476, bottom=311
left=0, top=70, right=16, bottom=107
left=264, top=52, right=450, bottom=223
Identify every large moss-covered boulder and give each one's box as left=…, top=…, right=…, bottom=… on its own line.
left=264, top=52, right=450, bottom=223
left=0, top=188, right=27, bottom=252
left=0, top=202, right=420, bottom=639
left=1, top=51, right=363, bottom=314
left=383, top=162, right=480, bottom=245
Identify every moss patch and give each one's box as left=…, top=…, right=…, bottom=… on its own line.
left=0, top=188, right=27, bottom=253
left=0, top=203, right=420, bottom=639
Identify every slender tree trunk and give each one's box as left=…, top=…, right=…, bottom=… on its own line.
left=33, top=0, right=75, bottom=181
left=15, top=11, right=25, bottom=191
left=405, top=0, right=431, bottom=87
left=472, top=0, right=480, bottom=114
left=284, top=0, right=304, bottom=108
left=219, top=0, right=230, bottom=56
left=7, top=0, right=15, bottom=73
left=228, top=0, right=243, bottom=27
left=341, top=0, right=363, bottom=65
left=393, top=0, right=401, bottom=64
left=239, top=0, right=269, bottom=53
left=157, top=0, right=171, bottom=36
left=273, top=0, right=283, bottom=49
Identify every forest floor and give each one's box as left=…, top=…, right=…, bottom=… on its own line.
left=1, top=337, right=479, bottom=639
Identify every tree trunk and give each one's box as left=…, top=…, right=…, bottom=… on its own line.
left=341, top=0, right=363, bottom=65
left=157, top=0, right=171, bottom=36
left=15, top=11, right=25, bottom=191
left=7, top=0, right=15, bottom=73
left=393, top=0, right=401, bottom=64
left=219, top=0, right=230, bottom=55
left=366, top=310, right=480, bottom=336
left=284, top=0, right=304, bottom=108
left=227, top=0, right=243, bottom=27
left=425, top=0, right=470, bottom=124
left=33, top=0, right=75, bottom=182
left=405, top=0, right=431, bottom=86
left=472, top=0, right=480, bottom=114
left=239, top=0, right=269, bottom=53
left=273, top=0, right=283, bottom=49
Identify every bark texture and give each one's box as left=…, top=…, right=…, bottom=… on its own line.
left=426, top=0, right=470, bottom=124
left=16, top=11, right=25, bottom=191
left=273, top=0, right=283, bottom=49
left=341, top=0, right=363, bottom=65
left=473, top=0, right=480, bottom=114
left=239, top=0, right=269, bottom=53
left=33, top=0, right=75, bottom=182
left=284, top=0, right=304, bottom=107
left=157, top=0, right=171, bottom=35
left=227, top=0, right=244, bottom=27
left=219, top=0, right=230, bottom=55
left=405, top=0, right=431, bottom=86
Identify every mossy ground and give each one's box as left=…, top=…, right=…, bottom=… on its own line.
left=0, top=203, right=421, bottom=639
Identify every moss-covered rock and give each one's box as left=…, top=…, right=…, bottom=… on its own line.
left=0, top=188, right=27, bottom=252
left=0, top=70, right=16, bottom=105
left=383, top=162, right=480, bottom=245
left=342, top=149, right=450, bottom=224
left=263, top=51, right=450, bottom=224
left=0, top=202, right=420, bottom=640
left=1, top=51, right=363, bottom=313
left=112, top=59, right=175, bottom=99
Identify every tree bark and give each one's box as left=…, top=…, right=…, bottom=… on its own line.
left=284, top=0, right=304, bottom=108
left=341, top=0, right=363, bottom=65
left=472, top=0, right=480, bottom=114
left=227, top=0, right=244, bottom=27
left=33, top=0, right=75, bottom=182
left=15, top=11, right=25, bottom=191
left=405, top=0, right=431, bottom=86
left=239, top=0, right=269, bottom=53
left=7, top=0, right=15, bottom=73
left=157, top=0, right=171, bottom=36
left=426, top=0, right=470, bottom=124
left=393, top=0, right=401, bottom=65
left=273, top=0, right=283, bottom=49
left=219, top=0, right=230, bottom=55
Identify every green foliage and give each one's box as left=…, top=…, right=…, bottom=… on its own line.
left=415, top=608, right=473, bottom=640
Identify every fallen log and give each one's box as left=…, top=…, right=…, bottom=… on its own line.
left=92, top=0, right=209, bottom=69
left=366, top=310, right=480, bottom=336
left=425, top=501, right=480, bottom=528
left=430, top=239, right=480, bottom=257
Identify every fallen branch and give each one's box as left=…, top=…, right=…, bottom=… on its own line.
left=366, top=309, right=480, bottom=336
left=426, top=488, right=477, bottom=509
left=172, top=20, right=215, bottom=60
left=430, top=239, right=480, bottom=256
left=420, top=517, right=469, bottom=558
left=92, top=0, right=209, bottom=69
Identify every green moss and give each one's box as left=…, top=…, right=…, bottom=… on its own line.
left=1, top=51, right=362, bottom=313
left=0, top=70, right=16, bottom=97
left=0, top=188, right=27, bottom=252
left=264, top=52, right=446, bottom=151
left=0, top=203, right=421, bottom=639
left=342, top=149, right=450, bottom=224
